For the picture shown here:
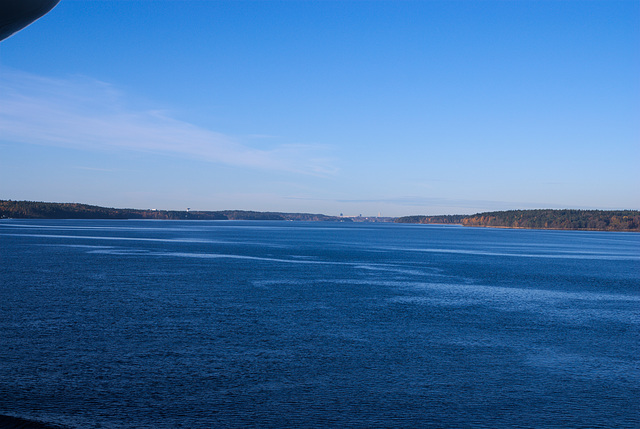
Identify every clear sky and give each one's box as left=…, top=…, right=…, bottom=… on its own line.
left=1, top=0, right=638, bottom=216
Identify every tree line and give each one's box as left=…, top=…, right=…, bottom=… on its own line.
left=396, top=209, right=640, bottom=232
left=3, top=201, right=638, bottom=231
left=0, top=200, right=346, bottom=222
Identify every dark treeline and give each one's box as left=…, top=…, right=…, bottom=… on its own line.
left=3, top=201, right=639, bottom=231
left=0, top=200, right=347, bottom=222
left=396, top=215, right=466, bottom=225
left=397, top=209, right=640, bottom=232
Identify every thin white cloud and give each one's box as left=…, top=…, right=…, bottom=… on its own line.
left=332, top=196, right=572, bottom=210
left=73, top=166, right=115, bottom=172
left=284, top=195, right=581, bottom=214
left=0, top=69, right=336, bottom=175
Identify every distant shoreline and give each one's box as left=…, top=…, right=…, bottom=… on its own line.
left=1, top=200, right=638, bottom=232
left=451, top=224, right=639, bottom=233
left=0, top=199, right=367, bottom=222
left=396, top=209, right=640, bottom=232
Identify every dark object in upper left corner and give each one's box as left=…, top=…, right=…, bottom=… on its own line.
left=0, top=0, right=60, bottom=42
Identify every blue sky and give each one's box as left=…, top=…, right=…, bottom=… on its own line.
left=1, top=0, right=638, bottom=216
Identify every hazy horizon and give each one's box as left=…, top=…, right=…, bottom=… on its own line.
left=1, top=1, right=638, bottom=217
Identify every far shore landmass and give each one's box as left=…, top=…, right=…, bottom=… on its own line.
left=1, top=200, right=638, bottom=232
left=395, top=210, right=640, bottom=232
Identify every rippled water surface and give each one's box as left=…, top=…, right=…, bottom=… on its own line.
left=1, top=220, right=638, bottom=428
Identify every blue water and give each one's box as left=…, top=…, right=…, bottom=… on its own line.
left=1, top=220, right=638, bottom=428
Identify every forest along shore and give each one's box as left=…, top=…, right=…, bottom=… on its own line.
left=396, top=209, right=640, bottom=232
left=0, top=200, right=350, bottom=222
left=1, top=200, right=638, bottom=231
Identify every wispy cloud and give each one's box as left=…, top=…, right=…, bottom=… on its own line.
left=0, top=69, right=336, bottom=175
left=286, top=195, right=573, bottom=213
left=73, top=166, right=115, bottom=172
left=334, top=196, right=571, bottom=210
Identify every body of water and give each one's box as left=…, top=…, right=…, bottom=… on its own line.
left=1, top=220, right=638, bottom=428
